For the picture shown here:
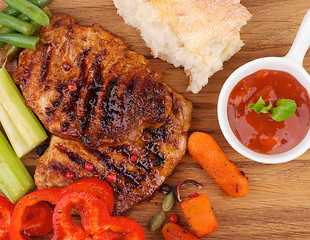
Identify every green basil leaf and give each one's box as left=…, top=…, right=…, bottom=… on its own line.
left=248, top=96, right=266, bottom=113
left=248, top=96, right=297, bottom=122
left=261, top=103, right=273, bottom=113
left=271, top=99, right=297, bottom=122
left=248, top=96, right=273, bottom=114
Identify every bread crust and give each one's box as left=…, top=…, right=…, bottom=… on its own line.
left=114, top=0, right=252, bottom=93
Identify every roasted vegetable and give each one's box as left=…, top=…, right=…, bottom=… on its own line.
left=0, top=13, right=31, bottom=39
left=21, top=202, right=53, bottom=236
left=0, top=12, right=33, bottom=35
left=0, top=103, right=30, bottom=158
left=0, top=130, right=35, bottom=202
left=1, top=0, right=51, bottom=17
left=52, top=191, right=145, bottom=239
left=0, top=33, right=39, bottom=49
left=8, top=178, right=144, bottom=239
left=0, top=66, right=47, bottom=157
left=3, top=0, right=50, bottom=26
left=0, top=195, right=15, bottom=239
left=188, top=132, right=250, bottom=197
left=5, top=7, right=52, bottom=59
left=0, top=0, right=51, bottom=47
left=162, top=222, right=200, bottom=240
left=180, top=193, right=218, bottom=238
left=61, top=177, right=114, bottom=215
left=9, top=188, right=63, bottom=239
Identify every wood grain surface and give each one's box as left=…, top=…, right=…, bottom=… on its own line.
left=1, top=0, right=310, bottom=239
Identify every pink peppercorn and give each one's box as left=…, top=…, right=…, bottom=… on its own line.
left=62, top=61, right=71, bottom=71
left=107, top=174, right=116, bottom=183
left=130, top=154, right=138, bottom=163
left=85, top=163, right=94, bottom=171
left=68, top=83, right=77, bottom=92
left=65, top=171, right=74, bottom=179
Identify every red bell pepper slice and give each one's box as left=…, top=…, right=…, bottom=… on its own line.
left=61, top=177, right=114, bottom=215
left=0, top=195, right=15, bottom=240
left=92, top=216, right=146, bottom=240
left=52, top=191, right=91, bottom=240
left=92, top=230, right=126, bottom=240
left=21, top=201, right=53, bottom=236
left=10, top=188, right=62, bottom=240
left=52, top=191, right=145, bottom=240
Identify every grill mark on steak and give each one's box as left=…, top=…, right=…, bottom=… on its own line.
left=144, top=125, right=168, bottom=142
left=67, top=23, right=74, bottom=39
left=144, top=142, right=165, bottom=167
left=41, top=44, right=53, bottom=83
left=112, top=145, right=150, bottom=172
left=45, top=107, right=54, bottom=116
left=90, top=149, right=142, bottom=186
left=136, top=156, right=152, bottom=174
left=109, top=144, right=159, bottom=175
left=50, top=160, right=71, bottom=176
left=65, top=49, right=91, bottom=122
left=52, top=97, right=62, bottom=109
left=21, top=53, right=35, bottom=86
left=61, top=122, right=70, bottom=131
left=126, top=76, right=136, bottom=94
left=100, top=78, right=119, bottom=128
left=53, top=19, right=61, bottom=27
left=52, top=84, right=66, bottom=109
left=108, top=144, right=156, bottom=173
left=111, top=144, right=131, bottom=159
left=56, top=144, right=99, bottom=175
left=81, top=55, right=103, bottom=131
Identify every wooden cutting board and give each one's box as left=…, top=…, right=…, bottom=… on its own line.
left=1, top=0, right=310, bottom=239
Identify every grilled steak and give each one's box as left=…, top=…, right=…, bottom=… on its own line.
left=14, top=14, right=172, bottom=147
left=35, top=88, right=192, bottom=215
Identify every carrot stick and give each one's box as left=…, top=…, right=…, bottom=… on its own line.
left=188, top=132, right=249, bottom=197
left=180, top=193, right=218, bottom=238
left=162, top=222, right=200, bottom=240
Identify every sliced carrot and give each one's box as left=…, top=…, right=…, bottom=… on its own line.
left=180, top=193, right=218, bottom=238
left=188, top=132, right=249, bottom=197
left=162, top=222, right=200, bottom=240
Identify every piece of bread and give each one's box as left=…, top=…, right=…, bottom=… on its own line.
left=113, top=0, right=251, bottom=93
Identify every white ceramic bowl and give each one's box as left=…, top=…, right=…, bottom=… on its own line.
left=217, top=10, right=310, bottom=164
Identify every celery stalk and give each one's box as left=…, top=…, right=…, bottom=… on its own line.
left=0, top=130, right=35, bottom=202
left=0, top=66, right=47, bottom=152
left=0, top=103, right=31, bottom=158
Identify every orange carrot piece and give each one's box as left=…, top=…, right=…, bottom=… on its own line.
left=180, top=193, right=218, bottom=238
left=188, top=132, right=250, bottom=197
left=162, top=222, right=200, bottom=240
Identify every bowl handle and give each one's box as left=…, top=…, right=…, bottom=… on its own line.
left=285, top=9, right=310, bottom=65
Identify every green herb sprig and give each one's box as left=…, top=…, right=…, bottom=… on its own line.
left=248, top=96, right=297, bottom=122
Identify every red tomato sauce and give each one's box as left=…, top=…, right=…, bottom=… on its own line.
left=227, top=69, right=310, bottom=155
